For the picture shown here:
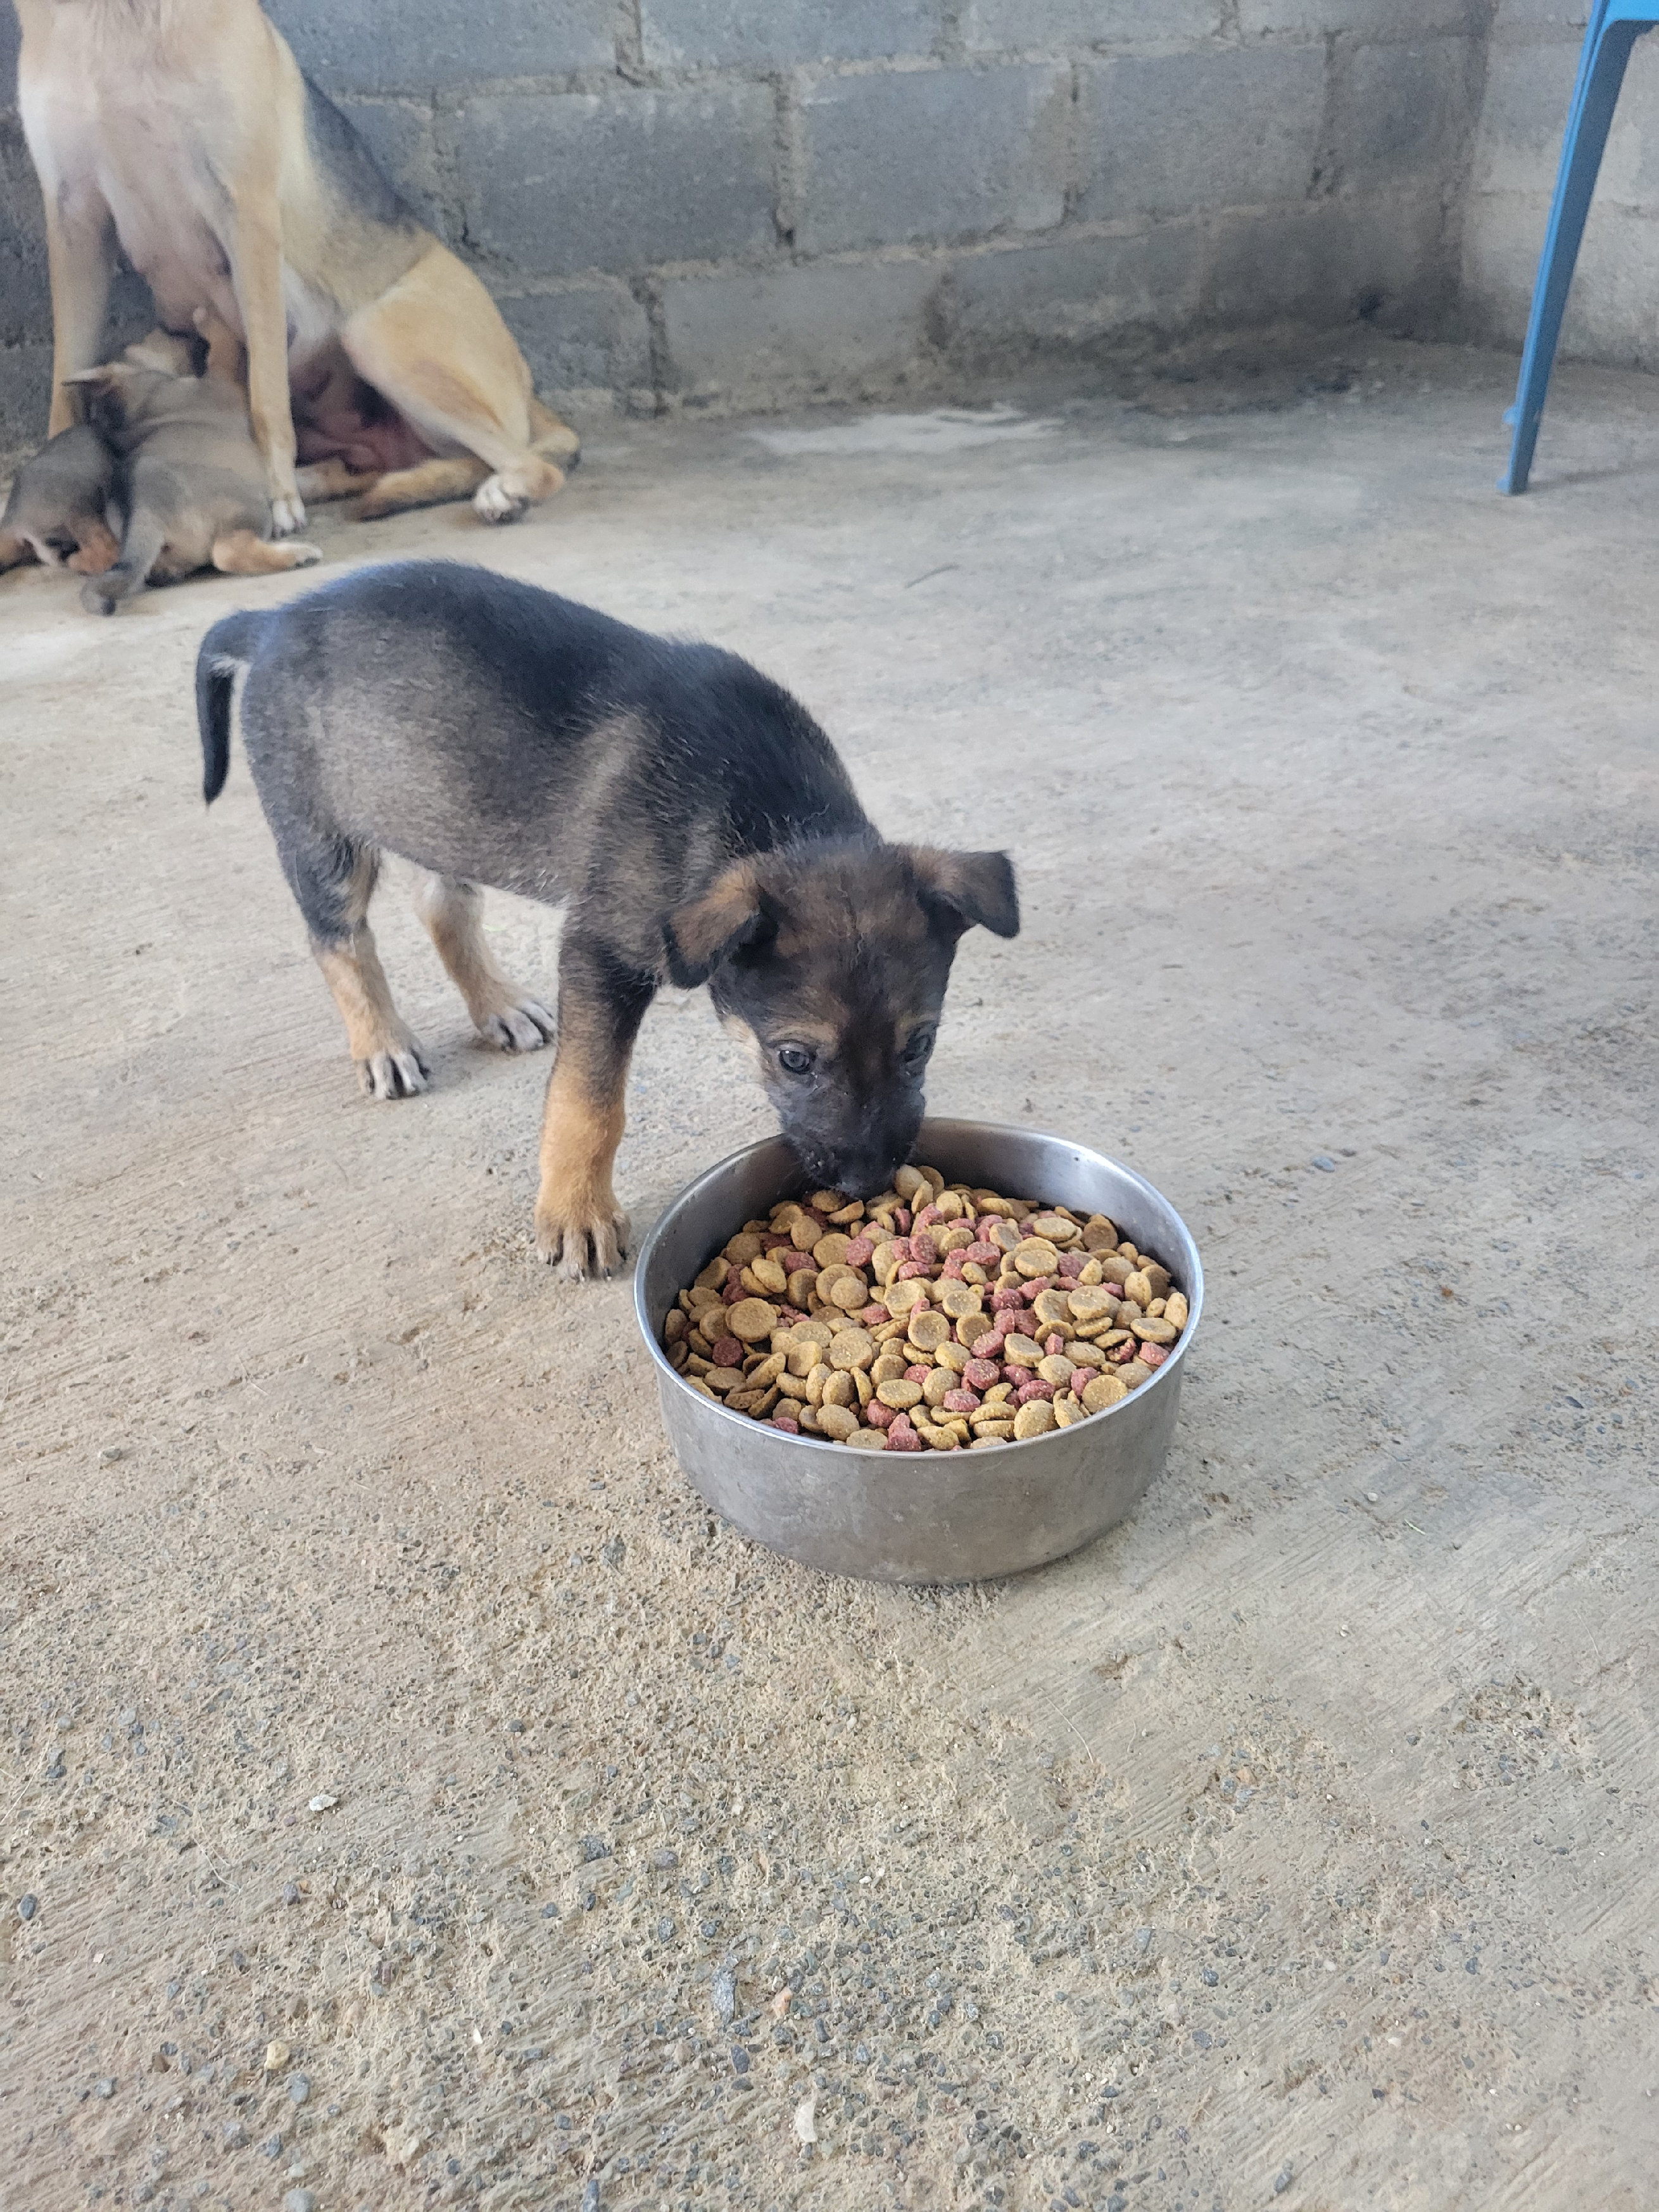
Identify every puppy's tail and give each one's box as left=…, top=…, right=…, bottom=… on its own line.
left=79, top=510, right=166, bottom=617
left=195, top=609, right=268, bottom=806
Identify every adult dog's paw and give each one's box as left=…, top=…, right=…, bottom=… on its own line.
left=357, top=1044, right=431, bottom=1100
left=473, top=474, right=529, bottom=525
left=269, top=493, right=308, bottom=537
left=534, top=1196, right=629, bottom=1279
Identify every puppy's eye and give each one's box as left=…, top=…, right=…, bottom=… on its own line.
left=776, top=1044, right=814, bottom=1076
left=904, top=1027, right=936, bottom=1065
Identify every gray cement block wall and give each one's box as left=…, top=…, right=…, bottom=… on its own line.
left=0, top=1, right=1492, bottom=448
left=1460, top=3, right=1659, bottom=374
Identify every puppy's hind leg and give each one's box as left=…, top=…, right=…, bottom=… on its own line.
left=293, top=842, right=431, bottom=1101
left=211, top=529, right=323, bottom=575
left=534, top=931, right=655, bottom=1279
left=409, top=872, right=555, bottom=1052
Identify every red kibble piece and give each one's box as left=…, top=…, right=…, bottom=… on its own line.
left=1020, top=1279, right=1047, bottom=1303
left=975, top=1216, right=1002, bottom=1238
left=772, top=1414, right=801, bottom=1434
left=887, top=1237, right=912, bottom=1263
left=962, top=1241, right=1000, bottom=1265
left=942, top=1388, right=980, bottom=1414
left=909, top=1232, right=938, bottom=1267
left=1017, top=1219, right=1036, bottom=1235
left=777, top=1306, right=806, bottom=1325
left=914, top=1204, right=943, bottom=1230
left=1016, top=1378, right=1055, bottom=1403
left=941, top=1256, right=966, bottom=1279
left=866, top=1399, right=897, bottom=1429
left=905, top=1364, right=931, bottom=1384
left=893, top=1207, right=912, bottom=1232
left=1045, top=1332, right=1065, bottom=1356
left=1109, top=1340, right=1136, bottom=1363
left=843, top=1236, right=875, bottom=1267
left=1138, top=1343, right=1170, bottom=1367
left=990, top=1287, right=1024, bottom=1311
left=897, top=1260, right=931, bottom=1280
left=885, top=1423, right=923, bottom=1453
left=860, top=1302, right=889, bottom=1327
left=964, top=1358, right=1002, bottom=1389
left=711, top=1336, right=744, bottom=1370
left=779, top=1250, right=812, bottom=1272
left=722, top=1282, right=747, bottom=1305
left=726, top=1261, right=745, bottom=1285
left=1057, top=1251, right=1086, bottom=1279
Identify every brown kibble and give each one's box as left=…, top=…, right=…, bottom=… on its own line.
left=1081, top=1372, right=1129, bottom=1413
left=663, top=1308, right=686, bottom=1342
left=1029, top=1213, right=1080, bottom=1247
left=847, top=1428, right=888, bottom=1451
left=826, top=1201, right=865, bottom=1225
left=829, top=1274, right=871, bottom=1311
left=821, top=1371, right=857, bottom=1408
left=1098, top=1255, right=1133, bottom=1286
left=812, top=1233, right=852, bottom=1270
left=1065, top=1285, right=1116, bottom=1324
left=922, top=1366, right=954, bottom=1407
left=1037, top=1353, right=1075, bottom=1387
left=725, top=1231, right=765, bottom=1263
left=1120, top=1361, right=1156, bottom=1389
left=817, top=1403, right=859, bottom=1441
left=805, top=1362, right=833, bottom=1403
left=853, top=1368, right=873, bottom=1406
left=1001, top=1332, right=1044, bottom=1368
left=749, top=1254, right=788, bottom=1296
left=828, top=1327, right=876, bottom=1371
left=749, top=1351, right=787, bottom=1387
left=1132, top=1315, right=1178, bottom=1345
left=907, top=1310, right=953, bottom=1353
left=1165, top=1291, right=1189, bottom=1332
left=705, top=1366, right=744, bottom=1393
left=1013, top=1237, right=1060, bottom=1279
left=884, top=1278, right=930, bottom=1316
left=894, top=1165, right=928, bottom=1200
left=1012, top=1400, right=1056, bottom=1441
left=872, top=1351, right=909, bottom=1383
left=934, top=1341, right=969, bottom=1374
left=1063, top=1339, right=1106, bottom=1370
left=1052, top=1392, right=1082, bottom=1427
left=1124, top=1270, right=1153, bottom=1309
left=954, top=1311, right=990, bottom=1347
left=876, top=1378, right=923, bottom=1410
left=935, top=1278, right=981, bottom=1320
left=728, top=1297, right=778, bottom=1341
left=1082, top=1217, right=1119, bottom=1251
left=1031, top=1287, right=1073, bottom=1332
left=785, top=1341, right=820, bottom=1377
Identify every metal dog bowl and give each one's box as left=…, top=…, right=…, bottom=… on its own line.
left=633, top=1117, right=1203, bottom=1584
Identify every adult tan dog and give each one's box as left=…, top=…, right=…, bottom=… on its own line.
left=15, top=0, right=581, bottom=534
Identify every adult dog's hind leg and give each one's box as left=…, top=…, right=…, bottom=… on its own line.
left=210, top=529, right=322, bottom=575
left=297, top=844, right=431, bottom=1100
left=410, top=871, right=555, bottom=1052
left=534, top=932, right=654, bottom=1278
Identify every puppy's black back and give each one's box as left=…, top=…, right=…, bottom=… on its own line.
left=203, top=561, right=870, bottom=965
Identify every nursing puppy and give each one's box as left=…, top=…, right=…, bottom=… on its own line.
left=70, top=312, right=322, bottom=613
left=196, top=562, right=1019, bottom=1277
left=0, top=422, right=118, bottom=575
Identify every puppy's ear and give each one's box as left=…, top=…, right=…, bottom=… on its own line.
left=906, top=847, right=1020, bottom=940
left=664, top=863, right=775, bottom=987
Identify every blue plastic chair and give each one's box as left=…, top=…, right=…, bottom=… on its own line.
left=1499, top=0, right=1659, bottom=493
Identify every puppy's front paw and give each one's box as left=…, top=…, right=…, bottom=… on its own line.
left=534, top=1196, right=629, bottom=1280
left=270, top=493, right=308, bottom=537
left=358, top=1044, right=431, bottom=1100
left=478, top=997, right=555, bottom=1053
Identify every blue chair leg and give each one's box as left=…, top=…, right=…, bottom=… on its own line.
left=1499, top=20, right=1650, bottom=495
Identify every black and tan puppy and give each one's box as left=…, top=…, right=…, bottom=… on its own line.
left=0, top=422, right=118, bottom=576
left=196, top=562, right=1018, bottom=1277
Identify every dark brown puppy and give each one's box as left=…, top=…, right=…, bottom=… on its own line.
left=196, top=561, right=1018, bottom=1276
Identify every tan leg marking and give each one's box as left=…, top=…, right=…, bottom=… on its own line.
left=532, top=937, right=653, bottom=1278
left=66, top=521, right=121, bottom=574
left=355, top=454, right=490, bottom=521
left=409, top=872, right=555, bottom=1051
left=210, top=529, right=322, bottom=575
left=295, top=460, right=384, bottom=503
left=311, top=853, right=429, bottom=1101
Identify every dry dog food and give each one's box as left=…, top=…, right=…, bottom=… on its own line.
left=660, top=1163, right=1190, bottom=1452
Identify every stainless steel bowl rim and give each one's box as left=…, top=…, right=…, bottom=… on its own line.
left=633, top=1118, right=1204, bottom=1455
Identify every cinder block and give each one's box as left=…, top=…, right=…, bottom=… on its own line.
left=1206, top=194, right=1444, bottom=325
left=263, top=0, right=615, bottom=95
left=1238, top=0, right=1482, bottom=30
left=0, top=340, right=52, bottom=453
left=660, top=258, right=942, bottom=401
left=1468, top=41, right=1575, bottom=195
left=0, top=117, right=47, bottom=351
left=334, top=99, right=447, bottom=236
left=962, top=1, right=1221, bottom=52
left=1335, top=39, right=1479, bottom=195
left=798, top=65, right=1069, bottom=255
left=1079, top=45, right=1325, bottom=221
left=0, top=6, right=21, bottom=106
left=500, top=284, right=654, bottom=395
left=640, top=0, right=937, bottom=70
left=458, top=84, right=778, bottom=277
left=1459, top=190, right=1546, bottom=344
left=943, top=227, right=1207, bottom=360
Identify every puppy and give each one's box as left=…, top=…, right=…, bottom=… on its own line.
left=17, top=0, right=579, bottom=533
left=70, top=313, right=322, bottom=614
left=196, top=562, right=1019, bottom=1277
left=0, top=423, right=118, bottom=576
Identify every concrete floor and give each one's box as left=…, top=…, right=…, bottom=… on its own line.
left=3, top=338, right=1656, bottom=2212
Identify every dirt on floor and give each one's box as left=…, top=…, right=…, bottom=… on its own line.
left=3, top=339, right=1656, bottom=2212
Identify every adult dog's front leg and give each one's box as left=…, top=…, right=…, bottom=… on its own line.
left=534, top=933, right=655, bottom=1279
left=229, top=194, right=304, bottom=534
left=43, top=199, right=117, bottom=437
